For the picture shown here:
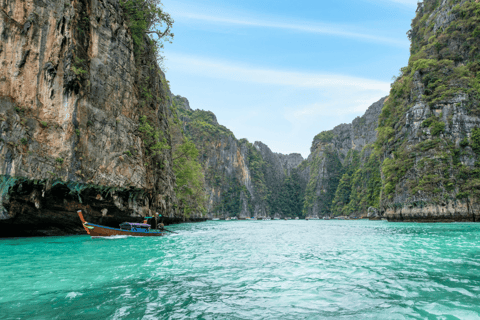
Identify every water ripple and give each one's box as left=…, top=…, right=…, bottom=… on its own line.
left=1, top=221, right=480, bottom=319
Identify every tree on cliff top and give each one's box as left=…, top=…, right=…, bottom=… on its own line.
left=120, top=0, right=174, bottom=68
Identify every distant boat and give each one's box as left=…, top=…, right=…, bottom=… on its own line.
left=212, top=218, right=220, bottom=221
left=226, top=217, right=231, bottom=221
left=295, top=217, right=299, bottom=220
left=251, top=217, right=257, bottom=220
left=78, top=211, right=165, bottom=238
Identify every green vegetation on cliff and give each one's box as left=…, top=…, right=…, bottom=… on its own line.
left=375, top=0, right=480, bottom=208
left=302, top=145, right=342, bottom=216
left=120, top=0, right=174, bottom=64
left=172, top=137, right=206, bottom=217
left=348, top=149, right=382, bottom=212
left=276, top=170, right=305, bottom=217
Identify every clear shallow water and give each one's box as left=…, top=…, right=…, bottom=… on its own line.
left=1, top=221, right=480, bottom=319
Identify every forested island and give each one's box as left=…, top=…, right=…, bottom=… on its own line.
left=1, top=0, right=480, bottom=236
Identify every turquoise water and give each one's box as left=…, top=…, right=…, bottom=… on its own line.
left=1, top=221, right=480, bottom=319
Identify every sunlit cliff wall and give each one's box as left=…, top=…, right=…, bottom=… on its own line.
left=0, top=0, right=182, bottom=236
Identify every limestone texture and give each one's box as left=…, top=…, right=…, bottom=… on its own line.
left=0, top=0, right=199, bottom=236
left=378, top=0, right=480, bottom=222
left=3, top=0, right=480, bottom=236
left=301, top=98, right=386, bottom=218
left=174, top=96, right=305, bottom=219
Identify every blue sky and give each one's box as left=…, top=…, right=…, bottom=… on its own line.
left=161, top=0, right=419, bottom=157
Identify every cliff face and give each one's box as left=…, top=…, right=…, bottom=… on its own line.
left=3, top=0, right=478, bottom=235
left=174, top=93, right=386, bottom=219
left=301, top=98, right=385, bottom=217
left=377, top=0, right=480, bottom=222
left=298, top=0, right=480, bottom=222
left=174, top=96, right=305, bottom=218
left=0, top=0, right=183, bottom=236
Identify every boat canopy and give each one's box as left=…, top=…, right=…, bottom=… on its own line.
left=120, top=222, right=151, bottom=228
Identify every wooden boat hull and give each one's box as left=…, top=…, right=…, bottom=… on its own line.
left=84, top=223, right=165, bottom=237
left=78, top=211, right=165, bottom=237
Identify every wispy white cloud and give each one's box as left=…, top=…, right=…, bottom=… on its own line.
left=172, top=11, right=409, bottom=47
left=289, top=96, right=383, bottom=120
left=168, top=54, right=391, bottom=92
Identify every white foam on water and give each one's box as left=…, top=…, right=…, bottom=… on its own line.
left=112, top=306, right=131, bottom=320
left=93, top=235, right=130, bottom=240
left=66, top=292, right=82, bottom=299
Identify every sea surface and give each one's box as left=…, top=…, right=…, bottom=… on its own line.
left=1, top=220, right=480, bottom=319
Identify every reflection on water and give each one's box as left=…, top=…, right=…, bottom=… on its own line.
left=1, top=220, right=480, bottom=319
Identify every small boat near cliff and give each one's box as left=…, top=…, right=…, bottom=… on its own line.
left=78, top=211, right=165, bottom=237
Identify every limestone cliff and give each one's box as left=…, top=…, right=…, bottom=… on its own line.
left=173, top=96, right=305, bottom=218
left=0, top=0, right=189, bottom=236
left=377, top=0, right=480, bottom=222
left=301, top=98, right=385, bottom=218
left=298, top=0, right=480, bottom=222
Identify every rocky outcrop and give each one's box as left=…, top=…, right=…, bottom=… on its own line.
left=310, top=97, right=385, bottom=159
left=301, top=97, right=386, bottom=218
left=377, top=0, right=480, bottom=222
left=0, top=0, right=191, bottom=236
left=174, top=95, right=385, bottom=220
left=174, top=96, right=305, bottom=218
left=277, top=152, right=304, bottom=175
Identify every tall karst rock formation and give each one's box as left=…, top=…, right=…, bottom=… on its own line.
left=173, top=96, right=305, bottom=219
left=377, top=0, right=480, bottom=221
left=173, top=94, right=387, bottom=220
left=0, top=0, right=191, bottom=236
left=2, top=0, right=480, bottom=237
left=300, top=98, right=386, bottom=218
left=299, top=0, right=480, bottom=222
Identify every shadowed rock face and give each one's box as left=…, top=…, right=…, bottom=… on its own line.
left=0, top=0, right=185, bottom=236
left=301, top=97, right=386, bottom=218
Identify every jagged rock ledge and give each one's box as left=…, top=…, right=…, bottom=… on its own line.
left=0, top=177, right=206, bottom=237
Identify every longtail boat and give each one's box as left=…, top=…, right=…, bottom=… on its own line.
left=78, top=211, right=165, bottom=237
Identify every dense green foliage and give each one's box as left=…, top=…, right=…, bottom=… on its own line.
left=314, top=131, right=335, bottom=144
left=172, top=137, right=206, bottom=217
left=120, top=0, right=174, bottom=64
left=331, top=151, right=360, bottom=215
left=177, top=106, right=234, bottom=141
left=302, top=146, right=342, bottom=216
left=215, top=176, right=247, bottom=215
left=139, top=115, right=170, bottom=159
left=276, top=170, right=305, bottom=217
left=348, top=149, right=382, bottom=212
left=328, top=148, right=382, bottom=216
left=245, top=142, right=268, bottom=202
